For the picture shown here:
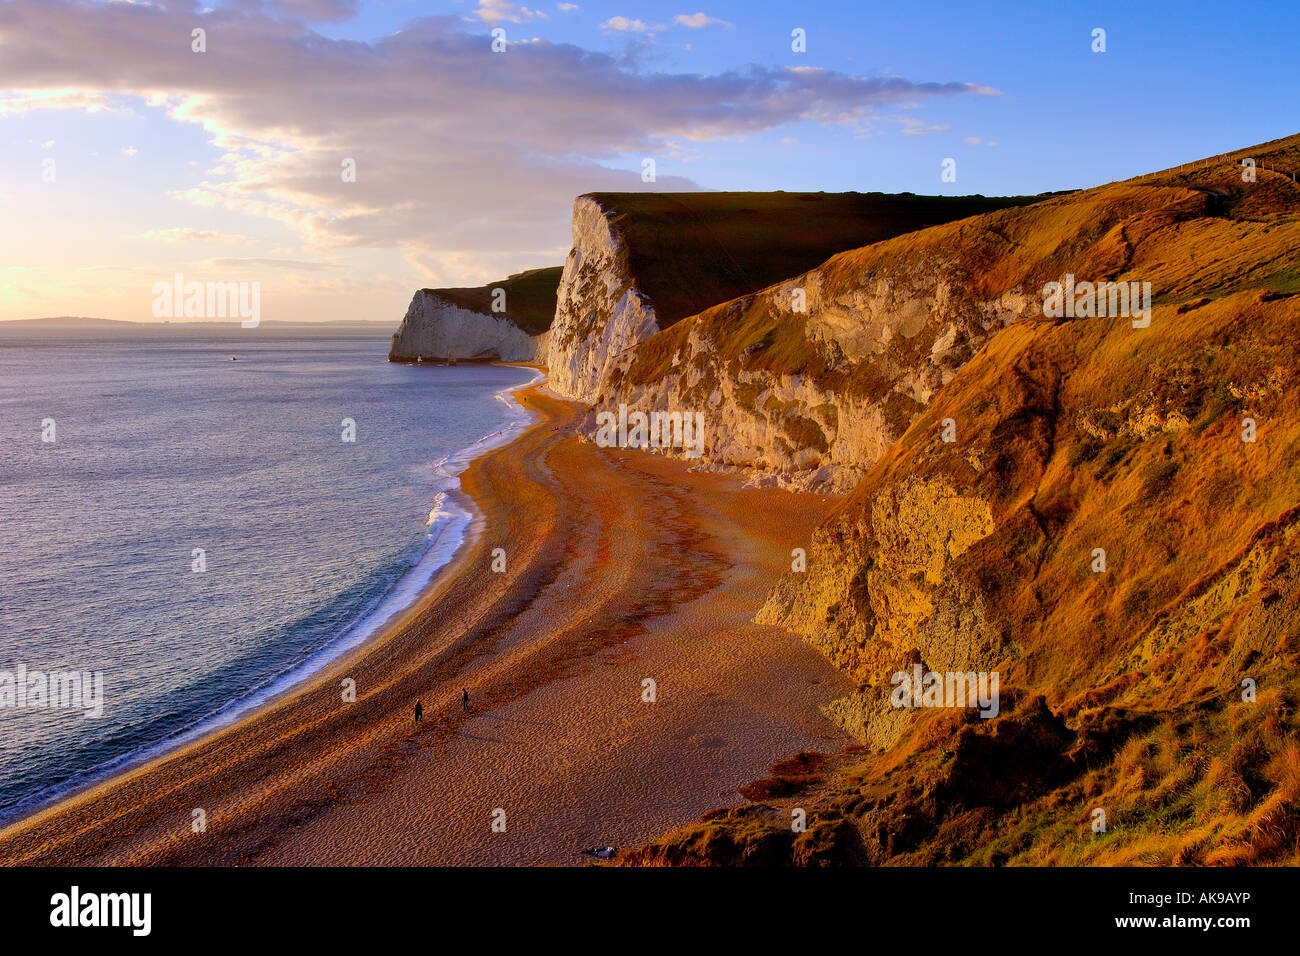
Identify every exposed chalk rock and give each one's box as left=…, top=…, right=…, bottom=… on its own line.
left=388, top=266, right=562, bottom=363
left=545, top=196, right=657, bottom=400
left=389, top=291, right=541, bottom=362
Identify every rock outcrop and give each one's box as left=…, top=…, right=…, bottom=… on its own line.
left=388, top=266, right=561, bottom=363
left=584, top=170, right=1280, bottom=492
left=624, top=133, right=1300, bottom=866
left=585, top=238, right=1042, bottom=492
left=546, top=196, right=657, bottom=398
left=546, top=190, right=1044, bottom=401
left=389, top=292, right=539, bottom=362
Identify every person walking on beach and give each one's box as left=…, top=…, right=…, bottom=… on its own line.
left=414, top=701, right=423, bottom=723
left=462, top=688, right=470, bottom=712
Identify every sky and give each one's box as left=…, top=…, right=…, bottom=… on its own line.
left=0, top=0, right=1296, bottom=323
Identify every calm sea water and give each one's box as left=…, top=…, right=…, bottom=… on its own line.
left=0, top=324, right=537, bottom=823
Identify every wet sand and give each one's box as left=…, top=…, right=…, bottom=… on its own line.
left=0, top=383, right=852, bottom=866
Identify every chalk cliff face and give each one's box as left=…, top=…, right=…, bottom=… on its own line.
left=584, top=174, right=1267, bottom=492
left=546, top=196, right=657, bottom=399
left=388, top=266, right=561, bottom=363
left=587, top=250, right=1038, bottom=492
left=546, top=190, right=1042, bottom=402
left=390, top=291, right=542, bottom=362
left=757, top=165, right=1300, bottom=735
left=597, top=162, right=1300, bottom=735
left=623, top=134, right=1300, bottom=867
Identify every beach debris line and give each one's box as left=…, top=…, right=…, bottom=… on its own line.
left=581, top=846, right=617, bottom=859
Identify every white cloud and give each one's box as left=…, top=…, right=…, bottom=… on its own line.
left=40, top=139, right=55, bottom=149
left=121, top=146, right=138, bottom=157
left=475, top=0, right=545, bottom=25
left=136, top=228, right=248, bottom=243
left=0, top=2, right=996, bottom=286
left=674, top=12, right=731, bottom=29
left=0, top=89, right=119, bottom=115
left=556, top=2, right=578, bottom=10
left=900, top=117, right=950, bottom=135
left=964, top=135, right=982, bottom=145
left=204, top=257, right=333, bottom=272
left=601, top=16, right=663, bottom=33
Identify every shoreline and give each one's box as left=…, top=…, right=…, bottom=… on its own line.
left=0, top=363, right=544, bottom=831
left=0, top=377, right=852, bottom=866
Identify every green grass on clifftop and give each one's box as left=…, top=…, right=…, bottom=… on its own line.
left=424, top=265, right=563, bottom=336
left=585, top=190, right=1052, bottom=329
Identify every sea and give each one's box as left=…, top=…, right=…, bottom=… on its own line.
left=0, top=323, right=538, bottom=825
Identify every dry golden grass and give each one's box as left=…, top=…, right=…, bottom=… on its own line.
left=624, top=133, right=1300, bottom=867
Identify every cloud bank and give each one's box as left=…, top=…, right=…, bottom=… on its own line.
left=0, top=0, right=996, bottom=284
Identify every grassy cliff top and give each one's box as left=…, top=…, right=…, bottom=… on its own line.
left=582, top=190, right=1053, bottom=329
left=620, top=132, right=1300, bottom=867
left=618, top=133, right=1300, bottom=401
left=422, top=265, right=563, bottom=336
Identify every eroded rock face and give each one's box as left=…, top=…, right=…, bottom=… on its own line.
left=389, top=291, right=542, bottom=362
left=585, top=259, right=1037, bottom=493
left=545, top=196, right=658, bottom=400
left=758, top=477, right=1000, bottom=743
left=623, top=137, right=1300, bottom=866
left=578, top=181, right=1229, bottom=493
left=548, top=190, right=1043, bottom=412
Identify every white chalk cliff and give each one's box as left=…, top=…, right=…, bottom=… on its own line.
left=545, top=196, right=659, bottom=401
left=389, top=291, right=543, bottom=362
left=586, top=254, right=1036, bottom=493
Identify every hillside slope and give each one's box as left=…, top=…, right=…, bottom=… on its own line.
left=623, top=134, right=1300, bottom=865
left=388, top=266, right=561, bottom=362
left=546, top=191, right=1044, bottom=400
left=589, top=137, right=1300, bottom=492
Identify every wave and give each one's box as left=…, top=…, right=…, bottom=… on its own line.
left=0, top=366, right=545, bottom=825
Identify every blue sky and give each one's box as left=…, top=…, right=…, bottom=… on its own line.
left=0, top=0, right=1296, bottom=322
left=317, top=0, right=1300, bottom=192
